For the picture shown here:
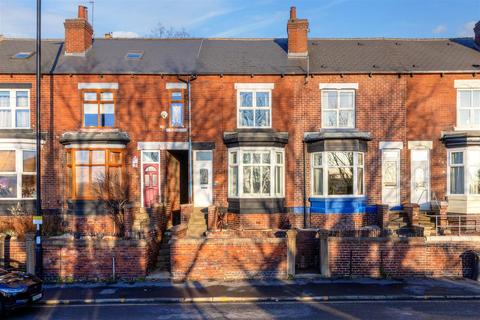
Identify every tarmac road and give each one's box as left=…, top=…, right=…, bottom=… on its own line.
left=7, top=300, right=480, bottom=320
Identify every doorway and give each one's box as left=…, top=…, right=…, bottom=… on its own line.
left=193, top=150, right=213, bottom=208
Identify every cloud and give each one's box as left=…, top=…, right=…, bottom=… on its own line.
left=458, top=21, right=476, bottom=37
left=111, top=31, right=140, bottom=38
left=213, top=11, right=284, bottom=37
left=432, top=25, right=447, bottom=34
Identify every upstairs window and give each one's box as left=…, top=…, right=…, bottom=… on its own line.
left=322, top=90, right=355, bottom=128
left=0, top=89, right=30, bottom=128
left=170, top=91, right=184, bottom=128
left=82, top=91, right=115, bottom=127
left=457, top=89, right=480, bottom=129
left=237, top=90, right=271, bottom=128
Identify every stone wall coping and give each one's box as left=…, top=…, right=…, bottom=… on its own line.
left=43, top=236, right=147, bottom=247
left=426, top=235, right=480, bottom=243
left=327, top=236, right=426, bottom=244
left=172, top=237, right=286, bottom=245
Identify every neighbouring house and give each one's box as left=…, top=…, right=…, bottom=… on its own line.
left=1, top=5, right=480, bottom=280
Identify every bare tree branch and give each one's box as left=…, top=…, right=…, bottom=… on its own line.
left=148, top=22, right=190, bottom=38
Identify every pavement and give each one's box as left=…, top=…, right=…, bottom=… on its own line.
left=40, top=277, right=480, bottom=305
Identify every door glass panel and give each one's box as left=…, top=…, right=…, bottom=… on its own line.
left=144, top=174, right=150, bottom=187
left=152, top=174, right=157, bottom=186
left=384, top=160, right=397, bottom=186
left=200, top=168, right=209, bottom=185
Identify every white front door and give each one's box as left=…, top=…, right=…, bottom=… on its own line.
left=382, top=149, right=401, bottom=207
left=193, top=150, right=213, bottom=208
left=411, top=149, right=430, bottom=209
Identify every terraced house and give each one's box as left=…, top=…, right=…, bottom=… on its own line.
left=1, top=6, right=480, bottom=280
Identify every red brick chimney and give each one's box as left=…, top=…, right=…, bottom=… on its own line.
left=287, top=7, right=309, bottom=57
left=474, top=21, right=480, bottom=47
left=64, top=5, right=93, bottom=55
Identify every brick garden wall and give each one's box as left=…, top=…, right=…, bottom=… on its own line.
left=328, top=236, right=480, bottom=278
left=43, top=237, right=148, bottom=281
left=170, top=232, right=288, bottom=281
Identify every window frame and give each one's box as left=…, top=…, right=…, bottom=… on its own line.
left=0, top=89, right=31, bottom=129
left=236, top=89, right=272, bottom=129
left=0, top=148, right=36, bottom=200
left=456, top=89, right=480, bottom=130
left=445, top=148, right=480, bottom=196
left=311, top=151, right=364, bottom=198
left=228, top=147, right=284, bottom=198
left=321, top=89, right=356, bottom=129
left=169, top=90, right=184, bottom=128
left=81, top=89, right=116, bottom=128
left=66, top=148, right=124, bottom=200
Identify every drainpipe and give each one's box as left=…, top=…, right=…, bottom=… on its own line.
left=303, top=139, right=309, bottom=228
left=178, top=75, right=197, bottom=204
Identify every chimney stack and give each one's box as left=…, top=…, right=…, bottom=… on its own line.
left=474, top=21, right=480, bottom=47
left=64, top=5, right=93, bottom=55
left=287, top=6, right=309, bottom=58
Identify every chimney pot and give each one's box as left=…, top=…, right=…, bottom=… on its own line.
left=290, top=7, right=297, bottom=20
left=78, top=5, right=88, bottom=20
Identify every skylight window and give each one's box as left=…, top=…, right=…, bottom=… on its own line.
left=125, top=50, right=144, bottom=60
left=12, top=52, right=34, bottom=59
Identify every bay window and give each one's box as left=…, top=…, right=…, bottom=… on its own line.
left=66, top=149, right=124, bottom=199
left=228, top=148, right=284, bottom=198
left=447, top=148, right=480, bottom=195
left=321, top=89, right=355, bottom=128
left=311, top=151, right=364, bottom=196
left=0, top=149, right=36, bottom=199
left=0, top=89, right=30, bottom=128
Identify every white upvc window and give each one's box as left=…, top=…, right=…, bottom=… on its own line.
left=237, top=88, right=272, bottom=128
left=311, top=151, right=364, bottom=197
left=228, top=147, right=284, bottom=198
left=0, top=149, right=36, bottom=200
left=457, top=89, right=480, bottom=129
left=0, top=89, right=30, bottom=129
left=321, top=89, right=355, bottom=128
left=446, top=148, right=480, bottom=195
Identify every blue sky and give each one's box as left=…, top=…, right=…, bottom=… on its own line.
left=0, top=0, right=479, bottom=39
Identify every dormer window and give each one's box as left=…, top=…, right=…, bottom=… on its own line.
left=125, top=50, right=144, bottom=60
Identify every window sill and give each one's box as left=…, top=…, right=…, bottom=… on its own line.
left=166, top=127, right=188, bottom=133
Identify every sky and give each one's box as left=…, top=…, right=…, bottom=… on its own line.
left=0, top=0, right=479, bottom=39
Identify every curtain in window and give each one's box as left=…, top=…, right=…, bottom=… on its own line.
left=15, top=110, right=29, bottom=128
left=450, top=167, right=464, bottom=194
left=0, top=110, right=11, bottom=127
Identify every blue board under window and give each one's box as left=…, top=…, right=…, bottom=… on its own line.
left=310, top=196, right=367, bottom=214
left=101, top=114, right=114, bottom=127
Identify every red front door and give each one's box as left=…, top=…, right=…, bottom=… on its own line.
left=143, top=164, right=159, bottom=207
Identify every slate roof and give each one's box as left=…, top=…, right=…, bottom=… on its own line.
left=1, top=36, right=480, bottom=75
left=0, top=39, right=62, bottom=74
